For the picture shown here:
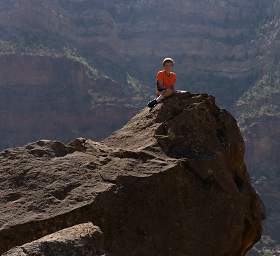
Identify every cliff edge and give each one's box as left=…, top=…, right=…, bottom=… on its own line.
left=0, top=92, right=264, bottom=256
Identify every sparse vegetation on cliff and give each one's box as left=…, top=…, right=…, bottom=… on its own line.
left=236, top=67, right=280, bottom=129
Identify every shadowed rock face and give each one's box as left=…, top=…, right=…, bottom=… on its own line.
left=0, top=92, right=264, bottom=256
left=3, top=223, right=105, bottom=256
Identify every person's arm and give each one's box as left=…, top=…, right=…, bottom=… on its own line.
left=157, top=80, right=164, bottom=90
left=156, top=72, right=164, bottom=94
left=156, top=81, right=162, bottom=96
left=170, top=73, right=176, bottom=91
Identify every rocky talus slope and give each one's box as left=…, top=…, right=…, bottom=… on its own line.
left=0, top=92, right=264, bottom=255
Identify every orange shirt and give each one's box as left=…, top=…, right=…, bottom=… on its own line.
left=156, top=70, right=176, bottom=89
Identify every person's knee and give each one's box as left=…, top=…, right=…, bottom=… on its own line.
left=164, top=89, right=175, bottom=97
left=156, top=91, right=160, bottom=96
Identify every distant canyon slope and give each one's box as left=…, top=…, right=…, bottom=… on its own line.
left=0, top=0, right=274, bottom=106
left=0, top=53, right=149, bottom=149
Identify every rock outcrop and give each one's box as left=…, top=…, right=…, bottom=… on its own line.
left=0, top=1, right=278, bottom=253
left=3, top=223, right=105, bottom=256
left=0, top=92, right=264, bottom=255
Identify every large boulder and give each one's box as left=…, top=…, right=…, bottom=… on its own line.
left=0, top=92, right=265, bottom=255
left=3, top=223, right=105, bottom=256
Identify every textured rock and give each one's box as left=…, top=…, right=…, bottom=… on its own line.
left=0, top=92, right=264, bottom=255
left=3, top=223, right=105, bottom=256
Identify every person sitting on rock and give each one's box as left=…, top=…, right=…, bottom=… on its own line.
left=147, top=57, right=176, bottom=108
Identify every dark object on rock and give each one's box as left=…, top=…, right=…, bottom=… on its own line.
left=147, top=98, right=158, bottom=108
left=0, top=92, right=265, bottom=256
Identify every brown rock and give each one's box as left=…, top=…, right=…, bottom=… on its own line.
left=0, top=92, right=264, bottom=256
left=3, top=223, right=105, bottom=256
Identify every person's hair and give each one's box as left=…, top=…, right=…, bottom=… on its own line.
left=162, top=57, right=175, bottom=66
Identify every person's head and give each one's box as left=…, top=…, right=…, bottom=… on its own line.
left=162, top=57, right=175, bottom=73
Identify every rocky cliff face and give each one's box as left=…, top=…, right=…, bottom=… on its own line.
left=0, top=0, right=272, bottom=107
left=234, top=6, right=280, bottom=253
left=236, top=71, right=280, bottom=177
left=0, top=52, right=150, bottom=150
left=236, top=66, right=280, bottom=255
left=0, top=93, right=264, bottom=255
